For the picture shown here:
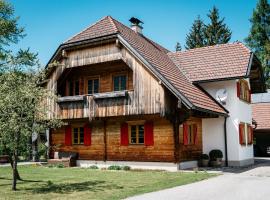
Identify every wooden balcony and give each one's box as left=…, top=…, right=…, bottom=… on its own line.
left=57, top=90, right=131, bottom=120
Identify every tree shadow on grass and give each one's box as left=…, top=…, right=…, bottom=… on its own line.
left=28, top=180, right=124, bottom=194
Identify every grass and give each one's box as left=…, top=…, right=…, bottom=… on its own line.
left=0, top=165, right=215, bottom=200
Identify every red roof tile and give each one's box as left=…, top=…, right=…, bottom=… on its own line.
left=168, top=43, right=252, bottom=82
left=63, top=16, right=227, bottom=115
left=252, top=103, right=270, bottom=130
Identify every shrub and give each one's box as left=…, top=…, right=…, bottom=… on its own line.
left=200, top=154, right=209, bottom=160
left=209, top=149, right=223, bottom=161
left=121, top=166, right=131, bottom=171
left=89, top=165, right=99, bottom=169
left=108, top=165, right=121, bottom=170
left=47, top=163, right=65, bottom=168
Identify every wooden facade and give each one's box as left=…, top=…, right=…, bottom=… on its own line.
left=47, top=40, right=203, bottom=163
left=50, top=115, right=202, bottom=162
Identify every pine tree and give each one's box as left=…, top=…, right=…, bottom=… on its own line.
left=204, top=6, right=232, bottom=46
left=185, top=16, right=206, bottom=49
left=245, top=0, right=270, bottom=88
left=175, top=42, right=182, bottom=51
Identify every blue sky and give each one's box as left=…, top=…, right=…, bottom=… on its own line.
left=9, top=0, right=258, bottom=66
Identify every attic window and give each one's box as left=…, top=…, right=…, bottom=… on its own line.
left=237, top=79, right=251, bottom=103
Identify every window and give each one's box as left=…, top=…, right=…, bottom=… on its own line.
left=73, top=127, right=84, bottom=145
left=113, top=75, right=127, bottom=91
left=239, top=123, right=253, bottom=145
left=180, top=123, right=198, bottom=145
left=87, top=78, right=99, bottom=94
left=237, top=79, right=251, bottom=103
left=68, top=80, right=80, bottom=96
left=129, top=124, right=144, bottom=144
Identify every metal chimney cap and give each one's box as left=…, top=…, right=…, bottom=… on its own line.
left=129, top=17, right=144, bottom=25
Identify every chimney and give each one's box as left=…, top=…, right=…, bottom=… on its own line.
left=129, top=17, right=143, bottom=34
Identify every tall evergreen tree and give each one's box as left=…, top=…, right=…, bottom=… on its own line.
left=245, top=0, right=270, bottom=88
left=175, top=42, right=182, bottom=51
left=185, top=16, right=206, bottom=49
left=204, top=6, right=232, bottom=46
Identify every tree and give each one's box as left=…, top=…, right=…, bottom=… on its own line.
left=0, top=0, right=62, bottom=190
left=245, top=0, right=270, bottom=88
left=204, top=6, right=232, bottom=46
left=185, top=16, right=206, bottom=49
left=0, top=0, right=24, bottom=60
left=175, top=42, right=182, bottom=51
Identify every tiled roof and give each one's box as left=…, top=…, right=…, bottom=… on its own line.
left=168, top=43, right=252, bottom=82
left=63, top=16, right=227, bottom=115
left=252, top=103, right=270, bottom=130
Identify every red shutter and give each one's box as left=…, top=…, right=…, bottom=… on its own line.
left=120, top=123, right=129, bottom=146
left=183, top=123, right=188, bottom=145
left=239, top=123, right=244, bottom=145
left=84, top=123, right=91, bottom=146
left=145, top=121, right=154, bottom=146
left=65, top=125, right=72, bottom=146
left=237, top=82, right=241, bottom=97
left=193, top=124, right=198, bottom=144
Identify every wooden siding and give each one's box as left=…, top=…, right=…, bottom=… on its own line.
left=47, top=42, right=170, bottom=120
left=50, top=115, right=175, bottom=162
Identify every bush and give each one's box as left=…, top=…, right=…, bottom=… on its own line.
left=200, top=154, right=209, bottom=160
left=47, top=163, right=65, bottom=168
left=108, top=165, right=121, bottom=170
left=121, top=166, right=131, bottom=171
left=209, top=149, right=223, bottom=161
left=89, top=165, right=99, bottom=169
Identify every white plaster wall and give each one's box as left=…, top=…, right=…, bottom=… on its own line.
left=202, top=117, right=225, bottom=157
left=200, top=79, right=253, bottom=165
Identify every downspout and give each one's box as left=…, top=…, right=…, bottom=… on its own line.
left=224, top=116, right=228, bottom=167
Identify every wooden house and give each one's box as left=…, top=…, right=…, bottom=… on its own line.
left=45, top=16, right=265, bottom=169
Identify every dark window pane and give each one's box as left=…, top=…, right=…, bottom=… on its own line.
left=138, top=125, right=144, bottom=144
left=79, top=127, right=84, bottom=144
left=69, top=81, right=73, bottom=96
left=114, top=76, right=119, bottom=91
left=120, top=76, right=126, bottom=90
left=75, top=80, right=80, bottom=95
left=73, top=128, right=78, bottom=144
left=88, top=80, right=93, bottom=94
left=94, top=79, right=99, bottom=93
left=131, top=125, right=137, bottom=144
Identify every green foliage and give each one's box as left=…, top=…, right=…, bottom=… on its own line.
left=121, top=166, right=131, bottom=171
left=185, top=7, right=232, bottom=49
left=209, top=149, right=223, bottom=160
left=185, top=16, right=206, bottom=49
left=0, top=0, right=24, bottom=59
left=108, top=165, right=121, bottom=170
left=0, top=0, right=63, bottom=190
left=200, top=154, right=209, bottom=160
left=204, top=6, right=232, bottom=46
left=47, top=164, right=65, bottom=168
left=245, top=0, right=270, bottom=88
left=175, top=42, right=182, bottom=52
left=88, top=165, right=99, bottom=169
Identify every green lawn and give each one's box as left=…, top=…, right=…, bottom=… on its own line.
left=0, top=165, right=215, bottom=200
